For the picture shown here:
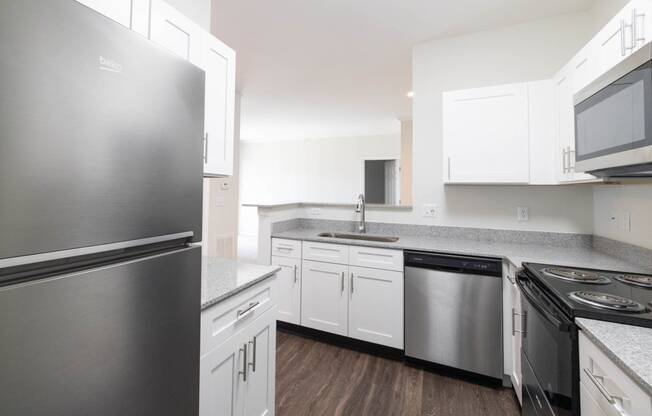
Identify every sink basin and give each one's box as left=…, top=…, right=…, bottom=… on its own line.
left=317, top=232, right=399, bottom=243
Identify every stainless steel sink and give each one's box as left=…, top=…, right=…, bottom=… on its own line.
left=317, top=232, right=399, bottom=243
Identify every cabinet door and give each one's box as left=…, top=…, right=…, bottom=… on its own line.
left=443, top=83, right=530, bottom=184
left=202, top=34, right=236, bottom=176
left=348, top=266, right=403, bottom=349
left=301, top=260, right=348, bottom=336
left=580, top=382, right=609, bottom=416
left=200, top=335, right=246, bottom=416
left=75, top=0, right=132, bottom=27
left=595, top=7, right=628, bottom=75
left=75, top=0, right=150, bottom=37
left=510, top=281, right=523, bottom=405
left=271, top=256, right=301, bottom=325
left=554, top=66, right=574, bottom=182
left=149, top=0, right=203, bottom=66
left=527, top=80, right=557, bottom=185
left=243, top=308, right=277, bottom=416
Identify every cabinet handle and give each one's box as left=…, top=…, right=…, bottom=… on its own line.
left=237, top=301, right=260, bottom=320
left=583, top=368, right=617, bottom=404
left=447, top=157, right=451, bottom=181
left=341, top=271, right=345, bottom=293
left=569, top=149, right=576, bottom=171
left=293, top=265, right=298, bottom=284
left=632, top=9, right=646, bottom=48
left=562, top=148, right=568, bottom=174
left=350, top=272, right=354, bottom=294
left=621, top=19, right=627, bottom=56
left=511, top=308, right=524, bottom=335
left=248, top=336, right=257, bottom=373
left=239, top=343, right=248, bottom=382
left=204, top=133, right=209, bottom=163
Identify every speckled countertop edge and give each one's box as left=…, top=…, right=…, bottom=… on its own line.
left=201, top=257, right=280, bottom=311
left=271, top=228, right=651, bottom=273
left=576, top=318, right=652, bottom=396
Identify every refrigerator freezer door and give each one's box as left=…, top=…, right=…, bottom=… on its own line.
left=0, top=245, right=201, bottom=416
left=0, top=0, right=205, bottom=260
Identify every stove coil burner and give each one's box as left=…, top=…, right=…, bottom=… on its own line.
left=542, top=268, right=612, bottom=284
left=568, top=291, right=648, bottom=313
left=614, top=274, right=652, bottom=289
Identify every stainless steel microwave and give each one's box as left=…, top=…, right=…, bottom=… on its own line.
left=574, top=43, right=652, bottom=177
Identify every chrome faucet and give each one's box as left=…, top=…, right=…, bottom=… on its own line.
left=355, top=194, right=366, bottom=233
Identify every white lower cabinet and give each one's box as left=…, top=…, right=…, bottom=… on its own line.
left=200, top=279, right=277, bottom=416
left=271, top=256, right=301, bottom=325
left=282, top=239, right=404, bottom=349
left=301, top=260, right=349, bottom=336
left=579, top=331, right=652, bottom=416
left=348, top=266, right=403, bottom=349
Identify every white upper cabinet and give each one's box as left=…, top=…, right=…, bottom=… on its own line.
left=149, top=0, right=204, bottom=66
left=593, top=0, right=652, bottom=78
left=443, top=83, right=530, bottom=184
left=148, top=0, right=237, bottom=177
left=527, top=80, right=557, bottom=185
left=202, top=34, right=236, bottom=176
left=75, top=0, right=150, bottom=36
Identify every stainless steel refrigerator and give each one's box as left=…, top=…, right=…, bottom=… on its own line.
left=0, top=1, right=206, bottom=415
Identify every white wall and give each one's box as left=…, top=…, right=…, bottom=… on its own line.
left=593, top=185, right=652, bottom=250
left=244, top=12, right=601, bottom=234
left=239, top=134, right=400, bottom=205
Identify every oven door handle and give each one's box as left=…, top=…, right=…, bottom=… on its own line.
left=518, top=276, right=571, bottom=332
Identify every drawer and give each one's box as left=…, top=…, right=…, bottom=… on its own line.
left=349, top=246, right=403, bottom=271
left=579, top=331, right=652, bottom=416
left=302, top=241, right=349, bottom=264
left=200, top=276, right=277, bottom=356
left=271, top=238, right=302, bottom=258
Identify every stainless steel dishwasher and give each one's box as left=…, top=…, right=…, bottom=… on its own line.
left=404, top=250, right=503, bottom=380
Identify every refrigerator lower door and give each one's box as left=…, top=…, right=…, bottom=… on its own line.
left=0, top=246, right=201, bottom=416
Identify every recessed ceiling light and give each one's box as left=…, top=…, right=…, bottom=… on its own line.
left=406, top=91, right=414, bottom=98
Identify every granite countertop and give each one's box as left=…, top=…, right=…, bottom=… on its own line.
left=201, top=256, right=280, bottom=311
left=272, top=228, right=650, bottom=273
left=576, top=318, right=652, bottom=396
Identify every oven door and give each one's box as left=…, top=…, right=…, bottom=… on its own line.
left=574, top=57, right=652, bottom=174
left=518, top=272, right=578, bottom=416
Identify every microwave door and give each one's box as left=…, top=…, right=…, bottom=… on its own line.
left=574, top=58, right=652, bottom=174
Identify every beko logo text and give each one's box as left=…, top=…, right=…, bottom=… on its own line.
left=99, top=56, right=123, bottom=73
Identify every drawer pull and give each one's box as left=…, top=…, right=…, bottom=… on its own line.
left=583, top=368, right=617, bottom=405
left=237, top=301, right=260, bottom=320
left=277, top=246, right=293, bottom=251
left=358, top=251, right=392, bottom=258
left=293, top=265, right=298, bottom=284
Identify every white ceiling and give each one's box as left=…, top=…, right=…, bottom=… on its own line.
left=211, top=0, right=595, bottom=142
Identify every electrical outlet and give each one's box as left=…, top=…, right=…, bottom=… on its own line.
left=423, top=204, right=437, bottom=218
left=309, top=208, right=322, bottom=217
left=517, top=206, right=529, bottom=222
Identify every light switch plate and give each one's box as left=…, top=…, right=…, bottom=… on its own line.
left=622, top=211, right=631, bottom=232
left=517, top=206, right=529, bottom=222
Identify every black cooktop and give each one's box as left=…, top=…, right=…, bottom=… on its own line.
left=522, top=262, right=652, bottom=328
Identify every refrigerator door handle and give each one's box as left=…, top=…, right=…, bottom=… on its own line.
left=0, top=231, right=194, bottom=269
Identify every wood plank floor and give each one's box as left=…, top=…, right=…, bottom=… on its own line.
left=276, top=330, right=521, bottom=416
